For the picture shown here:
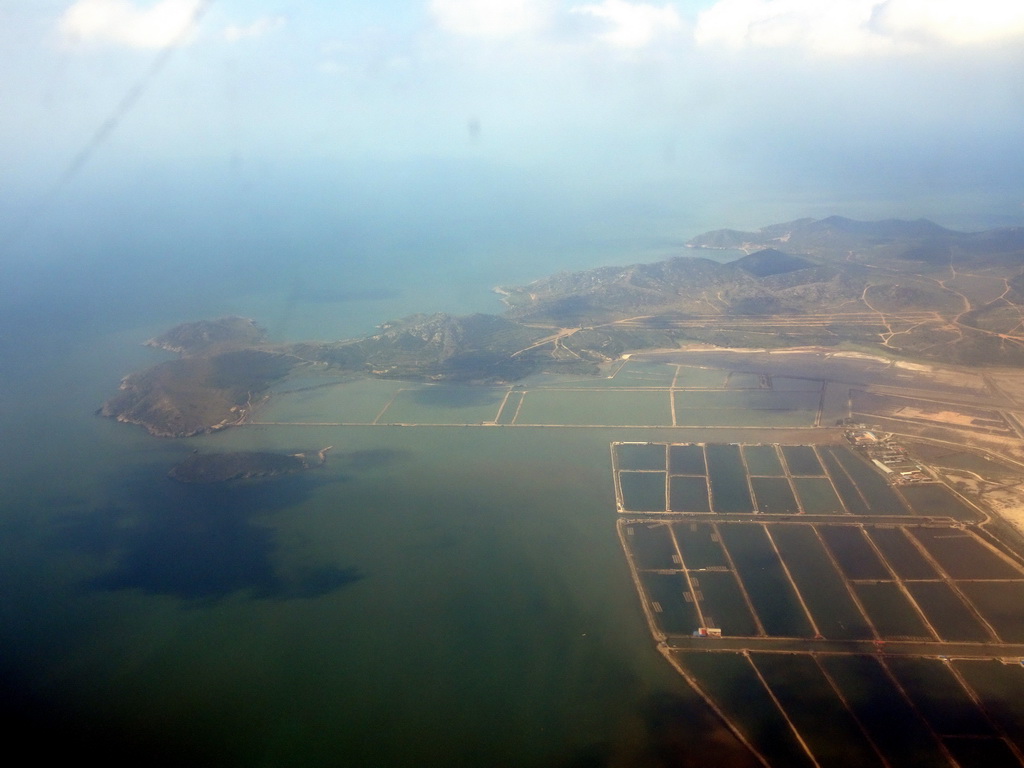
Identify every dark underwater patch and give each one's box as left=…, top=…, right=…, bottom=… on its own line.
left=50, top=472, right=362, bottom=601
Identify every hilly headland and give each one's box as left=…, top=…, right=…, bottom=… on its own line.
left=101, top=216, right=1024, bottom=438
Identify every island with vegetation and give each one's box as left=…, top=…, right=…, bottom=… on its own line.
left=102, top=216, right=1024, bottom=438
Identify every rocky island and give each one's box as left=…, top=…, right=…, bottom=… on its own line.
left=102, top=216, right=1024, bottom=437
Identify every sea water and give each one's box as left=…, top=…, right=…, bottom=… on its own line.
left=5, top=164, right=1022, bottom=765
left=0, top=164, right=762, bottom=766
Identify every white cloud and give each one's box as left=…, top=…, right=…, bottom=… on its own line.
left=694, top=0, right=884, bottom=54
left=58, top=0, right=203, bottom=49
left=871, top=0, right=1024, bottom=46
left=571, top=0, right=683, bottom=48
left=224, top=15, right=286, bottom=43
left=694, top=0, right=1024, bottom=55
left=429, top=0, right=551, bottom=38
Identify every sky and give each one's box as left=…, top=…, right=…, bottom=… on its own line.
left=2, top=0, right=1024, bottom=260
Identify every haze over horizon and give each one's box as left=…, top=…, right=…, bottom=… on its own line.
left=3, top=1, right=1024, bottom=339
left=4, top=2, right=1024, bottom=213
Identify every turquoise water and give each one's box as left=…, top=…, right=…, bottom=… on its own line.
left=8, top=171, right=1024, bottom=765
left=2, top=364, right=751, bottom=765
left=0, top=170, right=764, bottom=765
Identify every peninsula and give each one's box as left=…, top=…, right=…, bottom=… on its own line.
left=102, top=216, right=1024, bottom=437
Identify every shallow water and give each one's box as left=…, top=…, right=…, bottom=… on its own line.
left=7, top=174, right=1024, bottom=764
left=0, top=177, right=769, bottom=765
left=3, top=386, right=752, bottom=765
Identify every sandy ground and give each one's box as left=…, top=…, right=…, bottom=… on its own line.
left=893, top=407, right=983, bottom=427
left=943, top=471, right=1024, bottom=536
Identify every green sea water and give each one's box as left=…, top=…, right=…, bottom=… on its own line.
left=0, top=172, right=788, bottom=765
left=0, top=337, right=758, bottom=765
left=9, top=174, right=1020, bottom=765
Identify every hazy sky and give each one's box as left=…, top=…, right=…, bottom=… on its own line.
left=2, top=1, right=1024, bottom=235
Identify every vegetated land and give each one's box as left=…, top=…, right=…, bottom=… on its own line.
left=102, top=216, right=1024, bottom=437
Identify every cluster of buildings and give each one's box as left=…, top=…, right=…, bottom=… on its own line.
left=843, top=424, right=932, bottom=485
